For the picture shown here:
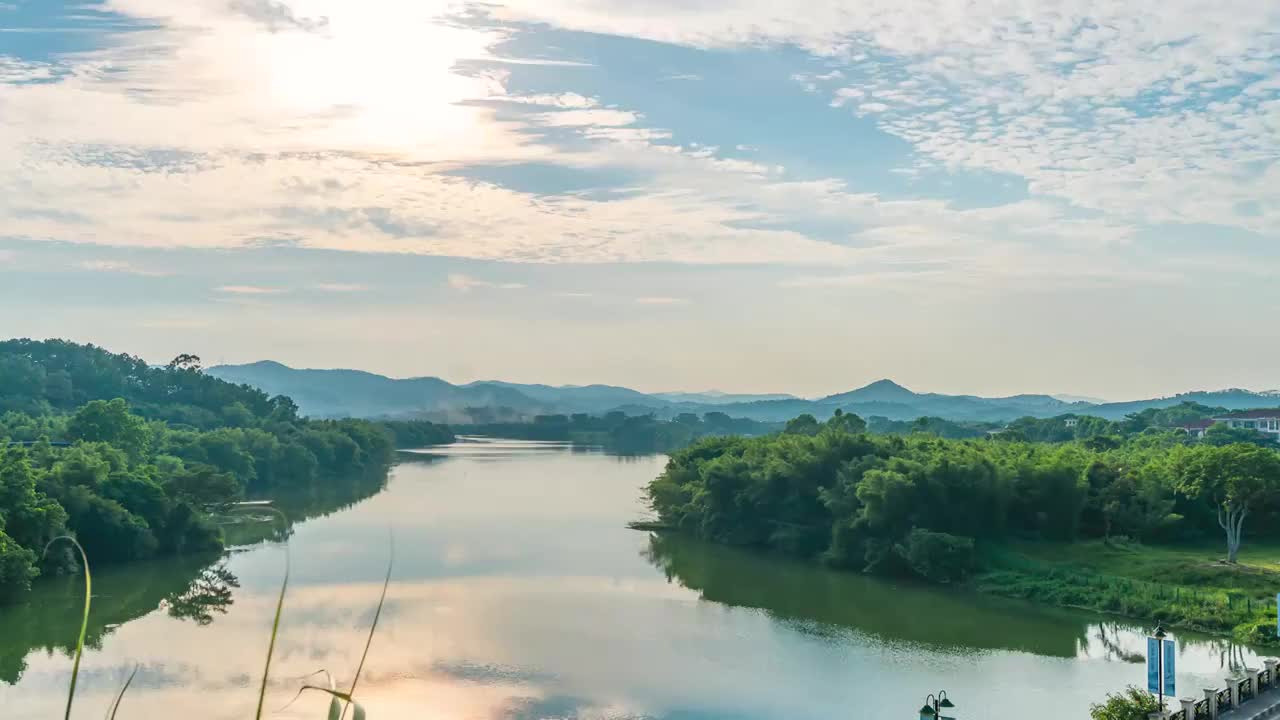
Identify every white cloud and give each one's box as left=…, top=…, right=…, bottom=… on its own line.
left=0, top=0, right=1272, bottom=284
left=500, top=93, right=599, bottom=108
left=314, top=283, right=367, bottom=292
left=493, top=0, right=1280, bottom=235
left=447, top=274, right=526, bottom=291
left=534, top=108, right=639, bottom=127
left=635, top=296, right=688, bottom=305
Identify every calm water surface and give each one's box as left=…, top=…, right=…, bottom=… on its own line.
left=0, top=439, right=1267, bottom=719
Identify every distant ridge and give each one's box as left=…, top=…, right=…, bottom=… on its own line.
left=823, top=379, right=916, bottom=404
left=207, top=361, right=1280, bottom=424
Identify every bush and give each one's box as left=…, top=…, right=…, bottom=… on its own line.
left=0, top=530, right=37, bottom=602
left=896, top=529, right=976, bottom=583
left=1090, top=686, right=1162, bottom=720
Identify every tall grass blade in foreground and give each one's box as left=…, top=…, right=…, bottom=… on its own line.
left=301, top=686, right=367, bottom=720
left=341, top=532, right=394, bottom=720
left=43, top=536, right=91, bottom=720
left=244, top=506, right=292, bottom=720
left=275, top=669, right=340, bottom=719
left=105, top=664, right=138, bottom=720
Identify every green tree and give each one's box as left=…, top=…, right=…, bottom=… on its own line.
left=0, top=530, right=37, bottom=602
left=783, top=414, right=821, bottom=436
left=67, top=398, right=151, bottom=460
left=894, top=529, right=975, bottom=583
left=827, top=409, right=867, bottom=434
left=1177, top=443, right=1280, bottom=562
left=1203, top=423, right=1273, bottom=447
left=166, top=353, right=202, bottom=372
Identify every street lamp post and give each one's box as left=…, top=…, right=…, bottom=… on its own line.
left=918, top=690, right=957, bottom=720
left=1154, top=626, right=1167, bottom=712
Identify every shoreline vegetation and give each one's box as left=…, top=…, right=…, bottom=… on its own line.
left=0, top=339, right=452, bottom=605
left=632, top=521, right=1280, bottom=644
left=643, top=410, right=1280, bottom=647
left=453, top=412, right=779, bottom=453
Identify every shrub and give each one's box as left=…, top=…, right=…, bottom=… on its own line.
left=1090, top=686, right=1161, bottom=720
left=0, top=530, right=37, bottom=602
left=896, top=529, right=976, bottom=583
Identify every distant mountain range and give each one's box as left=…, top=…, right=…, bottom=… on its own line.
left=206, top=361, right=1280, bottom=424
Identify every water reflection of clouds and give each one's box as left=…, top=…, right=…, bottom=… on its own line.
left=9, top=449, right=1276, bottom=720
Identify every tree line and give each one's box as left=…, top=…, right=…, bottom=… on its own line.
left=856, top=401, right=1279, bottom=446
left=456, top=410, right=780, bottom=453
left=647, top=411, right=1280, bottom=584
left=0, top=339, right=453, bottom=602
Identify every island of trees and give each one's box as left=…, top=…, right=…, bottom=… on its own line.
left=0, top=339, right=452, bottom=602
left=647, top=409, right=1280, bottom=643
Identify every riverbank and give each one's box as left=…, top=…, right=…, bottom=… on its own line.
left=975, top=539, right=1280, bottom=645
left=633, top=523, right=1280, bottom=646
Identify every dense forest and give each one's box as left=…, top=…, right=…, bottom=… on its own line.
left=862, top=401, right=1279, bottom=445
left=456, top=411, right=780, bottom=453
left=647, top=411, right=1280, bottom=586
left=0, top=339, right=452, bottom=602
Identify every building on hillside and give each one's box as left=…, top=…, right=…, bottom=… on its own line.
left=1177, top=419, right=1215, bottom=439
left=1064, top=417, right=1079, bottom=428
left=1211, top=410, right=1280, bottom=440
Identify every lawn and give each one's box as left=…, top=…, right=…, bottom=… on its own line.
left=996, top=538, right=1280, bottom=599
left=975, top=538, right=1280, bottom=643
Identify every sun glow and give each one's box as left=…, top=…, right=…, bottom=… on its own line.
left=175, top=0, right=512, bottom=155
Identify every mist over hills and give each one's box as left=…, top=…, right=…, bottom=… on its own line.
left=207, top=362, right=1280, bottom=424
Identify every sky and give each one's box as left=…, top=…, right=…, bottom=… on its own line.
left=1, top=0, right=1278, bottom=400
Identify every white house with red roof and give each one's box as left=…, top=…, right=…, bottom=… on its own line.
left=1210, top=410, right=1280, bottom=440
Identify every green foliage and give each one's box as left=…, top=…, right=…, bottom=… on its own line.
left=647, top=420, right=1280, bottom=594
left=1089, top=686, right=1162, bottom=720
left=379, top=420, right=455, bottom=448
left=1176, top=443, right=1280, bottom=561
left=0, top=530, right=37, bottom=602
left=895, top=529, right=975, bottom=583
left=783, top=414, right=822, bottom=436
left=67, top=399, right=152, bottom=461
left=866, top=414, right=989, bottom=439
left=457, top=411, right=778, bottom=453
left=1203, top=423, right=1274, bottom=447
left=826, top=409, right=867, bottom=434
left=0, top=339, right=444, bottom=603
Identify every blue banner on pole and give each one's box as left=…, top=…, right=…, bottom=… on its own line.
left=1147, top=637, right=1160, bottom=694
left=1163, top=638, right=1176, bottom=696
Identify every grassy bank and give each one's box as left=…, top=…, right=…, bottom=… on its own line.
left=975, top=539, right=1280, bottom=645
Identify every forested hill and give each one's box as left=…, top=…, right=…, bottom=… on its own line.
left=208, top=361, right=1280, bottom=424
left=0, top=339, right=451, bottom=603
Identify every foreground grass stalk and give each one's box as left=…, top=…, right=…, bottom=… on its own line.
left=301, top=686, right=366, bottom=720
left=105, top=665, right=139, bottom=720
left=246, top=506, right=292, bottom=720
left=341, top=532, right=394, bottom=720
left=43, top=536, right=91, bottom=720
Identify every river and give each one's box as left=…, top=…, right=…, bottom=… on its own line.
left=0, top=439, right=1267, bottom=719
